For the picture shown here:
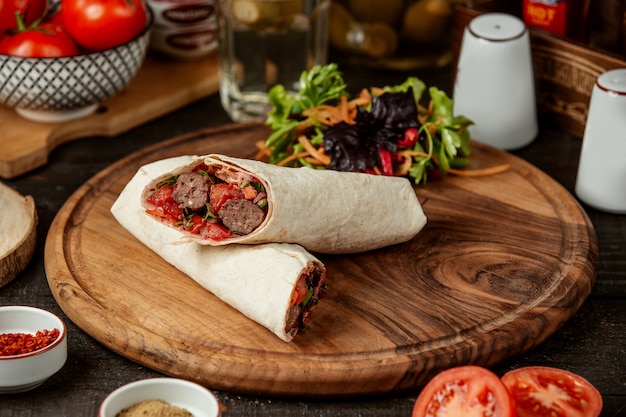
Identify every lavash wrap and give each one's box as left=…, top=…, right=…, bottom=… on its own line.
left=111, top=156, right=326, bottom=342
left=141, top=153, right=427, bottom=254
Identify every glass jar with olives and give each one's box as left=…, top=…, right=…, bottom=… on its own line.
left=329, top=0, right=466, bottom=70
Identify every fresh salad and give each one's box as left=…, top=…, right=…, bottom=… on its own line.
left=256, top=63, right=507, bottom=184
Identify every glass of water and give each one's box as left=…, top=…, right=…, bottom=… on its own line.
left=216, top=0, right=330, bottom=122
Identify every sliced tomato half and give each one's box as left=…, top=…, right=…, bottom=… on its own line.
left=502, top=366, right=602, bottom=417
left=413, top=366, right=515, bottom=417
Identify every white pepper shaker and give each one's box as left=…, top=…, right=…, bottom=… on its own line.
left=575, top=68, right=626, bottom=214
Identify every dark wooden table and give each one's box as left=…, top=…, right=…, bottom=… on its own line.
left=1, top=63, right=625, bottom=417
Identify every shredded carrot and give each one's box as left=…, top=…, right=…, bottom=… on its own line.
left=350, top=89, right=371, bottom=108
left=395, top=158, right=413, bottom=177
left=338, top=95, right=350, bottom=123
left=295, top=118, right=315, bottom=136
left=297, top=135, right=331, bottom=165
left=304, top=157, right=327, bottom=165
left=302, top=96, right=358, bottom=126
left=395, top=150, right=430, bottom=176
left=282, top=92, right=368, bottom=139
left=303, top=106, right=340, bottom=126
left=418, top=101, right=435, bottom=125
left=447, top=164, right=511, bottom=177
left=400, top=150, right=430, bottom=158
left=427, top=124, right=438, bottom=137
left=370, top=87, right=384, bottom=97
left=255, top=140, right=271, bottom=160
left=318, top=146, right=330, bottom=157
left=276, top=151, right=310, bottom=166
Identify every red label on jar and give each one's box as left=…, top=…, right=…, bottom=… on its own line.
left=523, top=0, right=567, bottom=37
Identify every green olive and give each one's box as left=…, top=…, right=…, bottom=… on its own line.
left=232, top=0, right=304, bottom=30
left=347, top=0, right=404, bottom=25
left=401, top=0, right=452, bottom=44
left=328, top=2, right=357, bottom=50
left=358, top=22, right=399, bottom=58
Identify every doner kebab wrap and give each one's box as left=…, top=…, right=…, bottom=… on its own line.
left=140, top=154, right=427, bottom=254
left=111, top=156, right=327, bottom=342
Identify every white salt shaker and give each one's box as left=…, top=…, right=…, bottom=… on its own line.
left=575, top=68, right=626, bottom=214
left=453, top=13, right=538, bottom=150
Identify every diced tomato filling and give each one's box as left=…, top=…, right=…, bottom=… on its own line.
left=145, top=185, right=183, bottom=223
left=185, top=215, right=231, bottom=240
left=146, top=163, right=270, bottom=239
left=145, top=167, right=268, bottom=241
left=186, top=214, right=206, bottom=234
left=209, top=183, right=244, bottom=214
left=201, top=223, right=231, bottom=239
left=242, top=184, right=258, bottom=200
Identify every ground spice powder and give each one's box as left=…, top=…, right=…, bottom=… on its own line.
left=116, top=399, right=193, bottom=417
left=0, top=328, right=60, bottom=356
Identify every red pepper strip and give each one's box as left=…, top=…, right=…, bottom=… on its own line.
left=378, top=148, right=394, bottom=176
left=396, top=127, right=419, bottom=148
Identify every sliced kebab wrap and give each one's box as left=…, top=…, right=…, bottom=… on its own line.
left=111, top=156, right=327, bottom=342
left=140, top=153, right=427, bottom=254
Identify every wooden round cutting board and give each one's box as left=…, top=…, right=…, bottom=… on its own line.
left=44, top=123, right=597, bottom=398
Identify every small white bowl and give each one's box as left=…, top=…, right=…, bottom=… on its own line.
left=0, top=306, right=67, bottom=393
left=99, top=378, right=221, bottom=417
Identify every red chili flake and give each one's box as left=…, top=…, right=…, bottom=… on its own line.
left=0, top=328, right=60, bottom=356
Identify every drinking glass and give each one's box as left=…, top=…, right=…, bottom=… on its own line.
left=216, top=0, right=330, bottom=122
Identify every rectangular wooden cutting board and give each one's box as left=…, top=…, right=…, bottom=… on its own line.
left=0, top=54, right=220, bottom=179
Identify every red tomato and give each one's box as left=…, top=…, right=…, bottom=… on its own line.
left=209, top=183, right=243, bottom=215
left=413, top=366, right=515, bottom=417
left=241, top=184, right=258, bottom=200
left=0, top=0, right=47, bottom=33
left=0, top=22, right=78, bottom=57
left=145, top=185, right=183, bottom=223
left=502, top=366, right=603, bottom=417
left=45, top=10, right=65, bottom=27
left=196, top=222, right=231, bottom=240
left=186, top=214, right=205, bottom=234
left=60, top=0, right=148, bottom=51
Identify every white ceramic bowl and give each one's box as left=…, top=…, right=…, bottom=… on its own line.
left=99, top=378, right=221, bottom=417
left=0, top=11, right=152, bottom=123
left=0, top=306, right=68, bottom=393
